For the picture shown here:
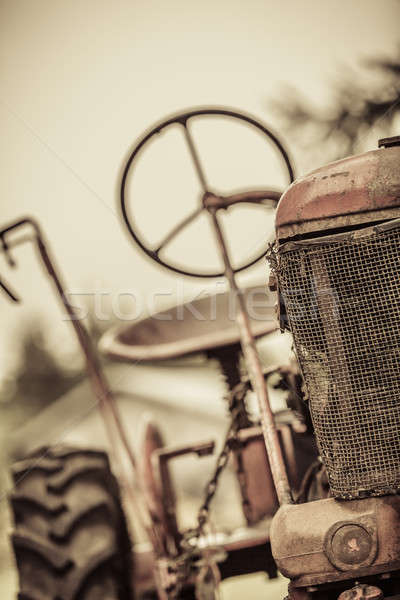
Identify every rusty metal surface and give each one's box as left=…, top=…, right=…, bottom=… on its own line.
left=338, top=583, right=384, bottom=599
left=274, top=217, right=400, bottom=498
left=270, top=495, right=400, bottom=588
left=296, top=460, right=331, bottom=503
left=139, top=419, right=181, bottom=557
left=233, top=427, right=279, bottom=524
left=135, top=531, right=278, bottom=596
left=146, top=374, right=302, bottom=595
left=208, top=206, right=293, bottom=506
left=287, top=581, right=386, bottom=600
left=287, top=585, right=313, bottom=600
left=233, top=420, right=318, bottom=525
left=154, top=439, right=215, bottom=555
left=277, top=206, right=400, bottom=240
left=100, top=285, right=277, bottom=362
left=276, top=145, right=400, bottom=235
left=277, top=175, right=400, bottom=596
left=325, top=521, right=378, bottom=571
left=218, top=535, right=277, bottom=580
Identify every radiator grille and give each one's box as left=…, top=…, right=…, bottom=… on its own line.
left=276, top=219, right=400, bottom=498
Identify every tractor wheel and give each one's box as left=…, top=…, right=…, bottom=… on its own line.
left=8, top=445, right=134, bottom=600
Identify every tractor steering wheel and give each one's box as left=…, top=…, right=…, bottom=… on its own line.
left=120, top=108, right=294, bottom=278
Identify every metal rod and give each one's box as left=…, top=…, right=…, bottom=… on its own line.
left=0, top=277, right=19, bottom=302
left=0, top=218, right=158, bottom=543
left=219, top=189, right=282, bottom=208
left=36, top=237, right=134, bottom=461
left=181, top=121, right=209, bottom=192
left=208, top=208, right=293, bottom=505
left=36, top=233, right=158, bottom=541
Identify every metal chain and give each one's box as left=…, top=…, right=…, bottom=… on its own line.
left=230, top=435, right=253, bottom=524
left=214, top=347, right=253, bottom=524
left=169, top=381, right=251, bottom=599
left=228, top=381, right=253, bottom=524
left=196, top=379, right=252, bottom=534
left=169, top=364, right=298, bottom=597
left=197, top=408, right=241, bottom=533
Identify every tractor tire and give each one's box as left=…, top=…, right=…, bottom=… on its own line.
left=9, top=445, right=134, bottom=600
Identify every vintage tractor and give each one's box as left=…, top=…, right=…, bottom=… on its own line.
left=2, top=107, right=400, bottom=599
left=268, top=134, right=400, bottom=599
left=2, top=108, right=314, bottom=599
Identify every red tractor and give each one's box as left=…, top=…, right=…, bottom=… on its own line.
left=2, top=109, right=400, bottom=600
left=269, top=133, right=400, bottom=600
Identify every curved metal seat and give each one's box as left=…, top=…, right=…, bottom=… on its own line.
left=99, top=286, right=277, bottom=363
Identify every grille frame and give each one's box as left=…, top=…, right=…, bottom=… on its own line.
left=274, top=217, right=400, bottom=499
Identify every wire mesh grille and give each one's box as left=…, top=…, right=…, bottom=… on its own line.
left=276, top=221, right=400, bottom=498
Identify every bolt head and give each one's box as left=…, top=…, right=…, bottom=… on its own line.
left=338, top=583, right=384, bottom=600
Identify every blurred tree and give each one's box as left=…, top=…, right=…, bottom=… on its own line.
left=0, top=321, right=83, bottom=429
left=272, top=49, right=400, bottom=167
left=0, top=311, right=112, bottom=432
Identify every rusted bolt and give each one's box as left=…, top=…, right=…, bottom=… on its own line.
left=338, top=583, right=383, bottom=600
left=331, top=524, right=373, bottom=567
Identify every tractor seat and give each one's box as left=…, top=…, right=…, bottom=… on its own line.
left=99, top=285, right=277, bottom=363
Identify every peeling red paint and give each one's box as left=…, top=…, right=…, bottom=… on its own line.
left=276, top=146, right=400, bottom=233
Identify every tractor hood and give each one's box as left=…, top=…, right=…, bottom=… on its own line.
left=276, top=137, right=400, bottom=240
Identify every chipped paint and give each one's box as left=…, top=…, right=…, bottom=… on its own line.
left=276, top=146, right=400, bottom=237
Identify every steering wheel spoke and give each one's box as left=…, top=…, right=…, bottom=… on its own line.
left=180, top=119, right=209, bottom=192
left=203, top=189, right=283, bottom=211
left=223, top=188, right=282, bottom=206
left=153, top=205, right=204, bottom=256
